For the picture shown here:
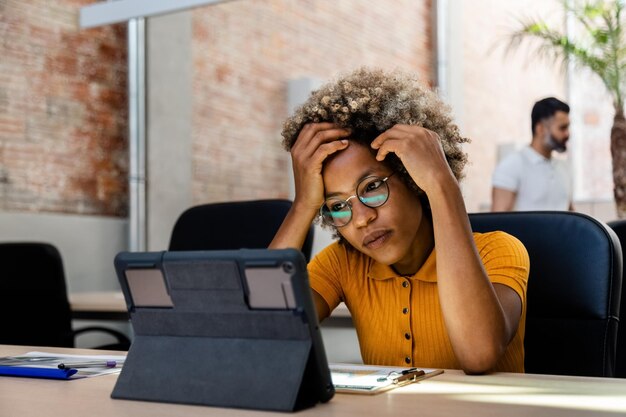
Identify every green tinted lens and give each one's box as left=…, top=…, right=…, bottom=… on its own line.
left=321, top=200, right=352, bottom=226
left=330, top=211, right=351, bottom=219
left=359, top=194, right=387, bottom=206
left=358, top=177, right=389, bottom=207
left=321, top=175, right=392, bottom=226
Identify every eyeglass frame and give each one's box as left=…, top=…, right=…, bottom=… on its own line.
left=319, top=172, right=396, bottom=228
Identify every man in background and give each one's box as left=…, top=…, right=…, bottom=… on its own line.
left=491, top=97, right=573, bottom=211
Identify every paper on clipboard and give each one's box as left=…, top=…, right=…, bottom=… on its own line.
left=330, top=363, right=444, bottom=395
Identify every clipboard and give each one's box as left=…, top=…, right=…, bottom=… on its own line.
left=330, top=363, right=444, bottom=395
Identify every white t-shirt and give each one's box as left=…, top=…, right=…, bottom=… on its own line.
left=492, top=146, right=572, bottom=211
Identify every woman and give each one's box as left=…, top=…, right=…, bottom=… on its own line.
left=270, top=67, right=529, bottom=374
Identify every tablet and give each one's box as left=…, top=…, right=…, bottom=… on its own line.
left=111, top=248, right=334, bottom=412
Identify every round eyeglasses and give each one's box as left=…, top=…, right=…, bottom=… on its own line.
left=320, top=173, right=395, bottom=227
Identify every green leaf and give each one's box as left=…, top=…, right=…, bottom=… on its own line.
left=505, top=0, right=626, bottom=110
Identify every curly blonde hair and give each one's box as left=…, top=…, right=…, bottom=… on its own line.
left=281, top=67, right=470, bottom=237
left=282, top=67, right=469, bottom=180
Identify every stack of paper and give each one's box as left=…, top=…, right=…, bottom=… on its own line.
left=0, top=351, right=126, bottom=380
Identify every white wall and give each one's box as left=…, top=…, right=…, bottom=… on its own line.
left=453, top=0, right=568, bottom=212
left=146, top=11, right=194, bottom=251
left=0, top=211, right=127, bottom=292
left=321, top=324, right=362, bottom=364
left=0, top=210, right=132, bottom=346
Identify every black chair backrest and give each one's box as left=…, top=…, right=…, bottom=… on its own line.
left=0, top=242, right=74, bottom=347
left=469, top=211, right=622, bottom=377
left=606, top=219, right=626, bottom=378
left=168, top=199, right=315, bottom=262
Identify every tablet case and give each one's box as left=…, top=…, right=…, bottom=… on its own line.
left=111, top=248, right=334, bottom=412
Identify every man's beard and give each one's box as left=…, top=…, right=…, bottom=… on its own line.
left=545, top=132, right=567, bottom=153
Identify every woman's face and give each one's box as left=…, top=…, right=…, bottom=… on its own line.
left=321, top=142, right=429, bottom=272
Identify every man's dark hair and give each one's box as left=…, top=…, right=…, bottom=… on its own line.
left=531, top=97, right=570, bottom=135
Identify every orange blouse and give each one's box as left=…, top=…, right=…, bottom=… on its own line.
left=308, top=231, right=530, bottom=372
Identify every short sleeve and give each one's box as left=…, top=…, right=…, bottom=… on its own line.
left=307, top=242, right=346, bottom=312
left=474, top=231, right=529, bottom=304
left=492, top=153, right=521, bottom=192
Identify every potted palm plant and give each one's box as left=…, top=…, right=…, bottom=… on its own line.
left=508, top=0, right=626, bottom=218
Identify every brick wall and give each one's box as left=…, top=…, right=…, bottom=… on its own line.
left=1, top=0, right=433, bottom=215
left=0, top=0, right=128, bottom=216
left=190, top=0, right=433, bottom=203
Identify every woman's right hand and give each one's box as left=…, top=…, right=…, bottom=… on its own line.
left=270, top=123, right=350, bottom=252
left=290, top=123, right=351, bottom=212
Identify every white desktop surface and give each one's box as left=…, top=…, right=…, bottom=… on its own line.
left=1, top=345, right=626, bottom=417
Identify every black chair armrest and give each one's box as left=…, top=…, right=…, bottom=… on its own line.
left=73, top=326, right=131, bottom=351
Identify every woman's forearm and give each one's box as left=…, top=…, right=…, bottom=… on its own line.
left=428, top=177, right=512, bottom=374
left=269, top=202, right=318, bottom=251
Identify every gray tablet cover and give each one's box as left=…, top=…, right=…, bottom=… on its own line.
left=111, top=248, right=334, bottom=412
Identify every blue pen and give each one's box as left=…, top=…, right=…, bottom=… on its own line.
left=0, top=365, right=77, bottom=379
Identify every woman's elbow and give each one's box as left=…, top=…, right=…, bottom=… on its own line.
left=458, top=344, right=504, bottom=375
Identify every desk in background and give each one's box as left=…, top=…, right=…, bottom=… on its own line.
left=69, top=291, right=358, bottom=362
left=69, top=291, right=128, bottom=321
left=1, top=344, right=626, bottom=417
left=68, top=291, right=353, bottom=323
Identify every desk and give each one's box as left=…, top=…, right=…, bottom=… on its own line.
left=2, top=344, right=626, bottom=417
left=68, top=291, right=353, bottom=324
left=69, top=291, right=357, bottom=362
left=69, top=291, right=128, bottom=321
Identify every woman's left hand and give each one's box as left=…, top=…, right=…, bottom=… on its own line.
left=370, top=124, right=456, bottom=194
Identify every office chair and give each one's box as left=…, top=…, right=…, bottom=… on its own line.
left=469, top=211, right=622, bottom=377
left=607, top=219, right=626, bottom=378
left=0, top=242, right=130, bottom=350
left=169, top=199, right=315, bottom=262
